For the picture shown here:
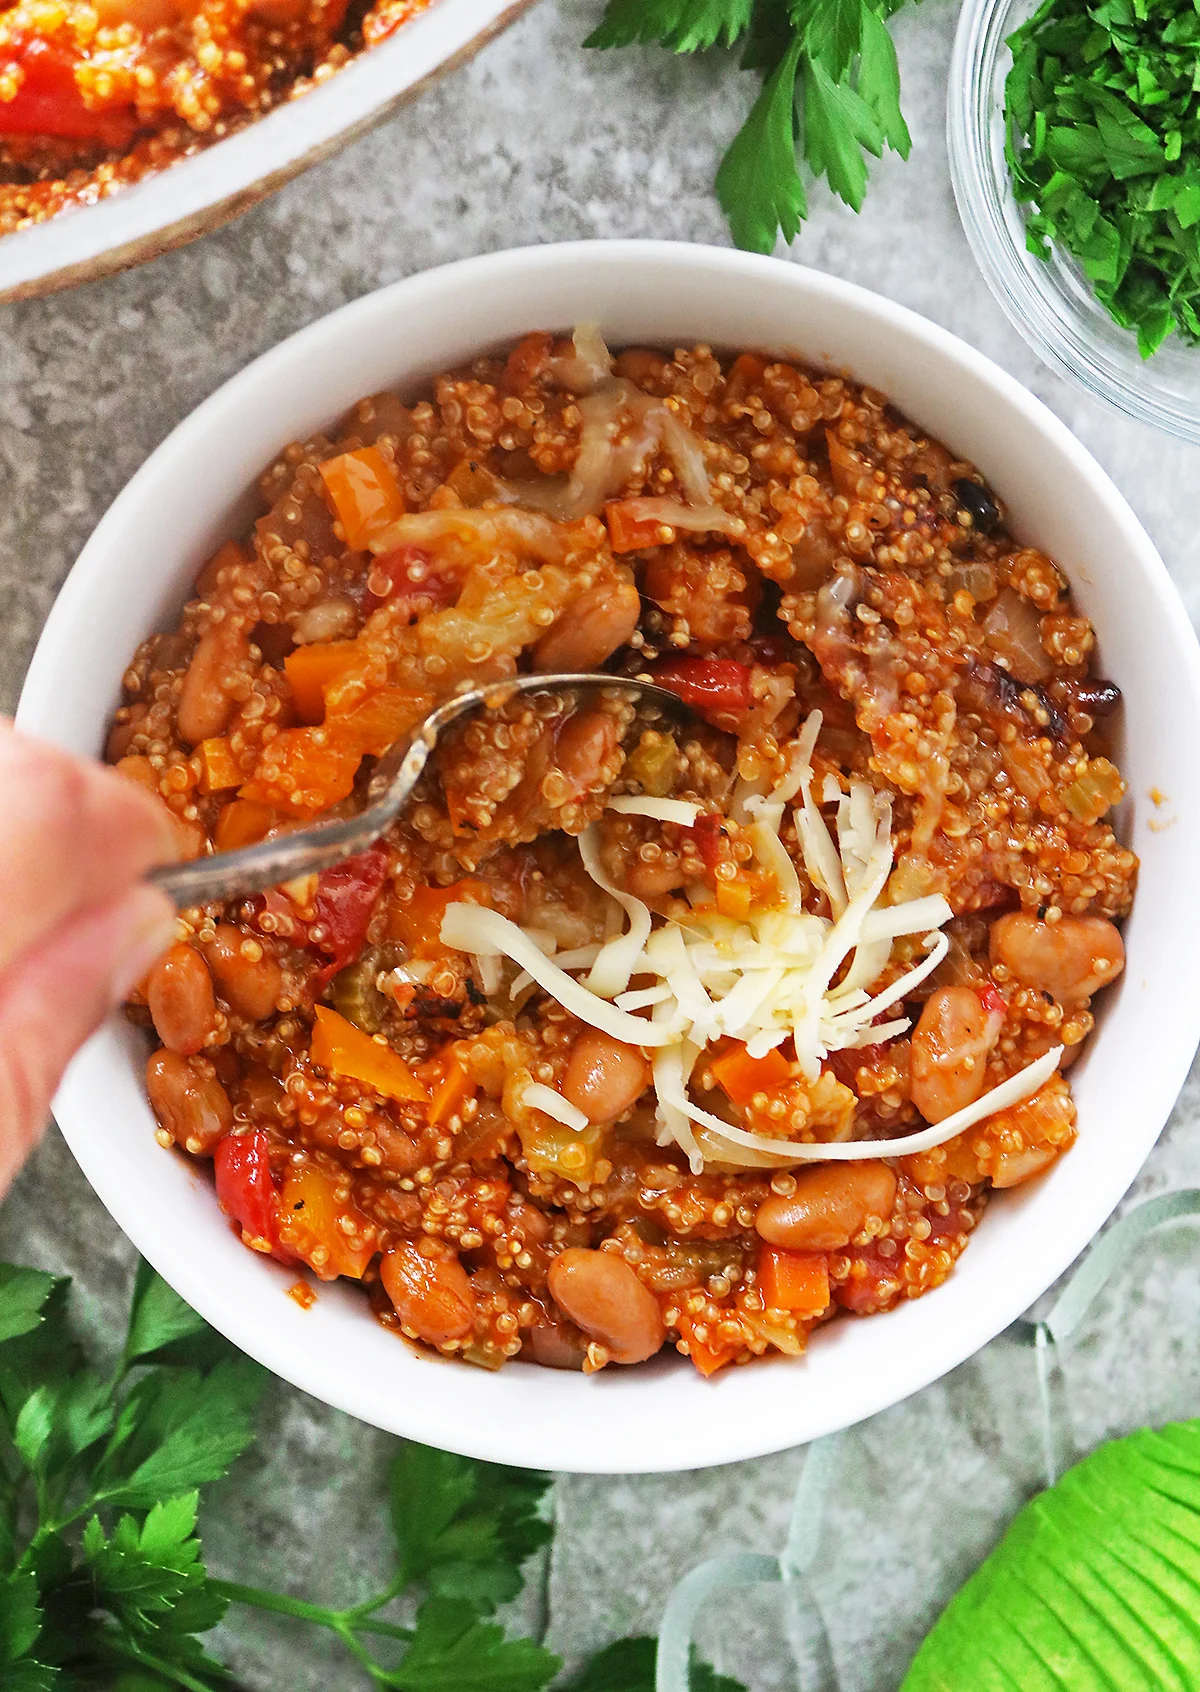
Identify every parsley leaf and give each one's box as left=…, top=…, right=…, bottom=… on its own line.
left=803, top=56, right=884, bottom=211
left=389, top=1597, right=559, bottom=1691
left=122, top=1258, right=213, bottom=1369
left=716, top=33, right=807, bottom=253
left=1004, top=0, right=1200, bottom=355
left=0, top=1266, right=58, bottom=1348
left=94, top=1358, right=264, bottom=1509
left=587, top=0, right=919, bottom=249
left=390, top=1442, right=552, bottom=1608
left=585, top=0, right=753, bottom=53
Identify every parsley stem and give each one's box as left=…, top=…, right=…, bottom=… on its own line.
left=344, top=1568, right=406, bottom=1621
left=110, top=1638, right=228, bottom=1692
left=210, top=1579, right=408, bottom=1681
left=209, top=1576, right=344, bottom=1628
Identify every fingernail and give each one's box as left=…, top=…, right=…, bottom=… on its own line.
left=109, top=884, right=179, bottom=1003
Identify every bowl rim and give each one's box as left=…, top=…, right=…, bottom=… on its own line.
left=0, top=0, right=527, bottom=303
left=947, top=0, right=1200, bottom=444
left=17, top=239, right=1200, bottom=1472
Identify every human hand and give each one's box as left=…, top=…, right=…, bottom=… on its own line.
left=0, top=719, right=179, bottom=1197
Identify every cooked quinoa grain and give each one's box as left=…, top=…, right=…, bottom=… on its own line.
left=114, top=329, right=1136, bottom=1376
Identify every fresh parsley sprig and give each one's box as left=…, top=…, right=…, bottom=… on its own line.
left=1005, top=0, right=1200, bottom=357
left=0, top=1259, right=746, bottom=1691
left=586, top=0, right=918, bottom=253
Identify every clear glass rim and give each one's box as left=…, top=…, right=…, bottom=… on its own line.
left=947, top=0, right=1200, bottom=444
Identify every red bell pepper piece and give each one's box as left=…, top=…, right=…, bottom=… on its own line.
left=214, top=1131, right=294, bottom=1264
left=649, top=658, right=753, bottom=728
left=0, top=38, right=137, bottom=145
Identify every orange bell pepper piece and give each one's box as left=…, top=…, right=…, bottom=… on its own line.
left=240, top=685, right=429, bottom=814
left=677, top=1313, right=740, bottom=1378
left=279, top=1163, right=373, bottom=1280
left=715, top=870, right=779, bottom=922
left=197, top=736, right=242, bottom=794
left=710, top=1042, right=792, bottom=1108
left=284, top=641, right=363, bottom=724
left=319, top=448, right=405, bottom=551
left=195, top=538, right=248, bottom=598
left=724, top=352, right=768, bottom=400
left=758, top=1246, right=830, bottom=1316
left=214, top=798, right=277, bottom=851
left=389, top=880, right=488, bottom=960
left=310, top=1006, right=429, bottom=1105
left=418, top=1053, right=476, bottom=1128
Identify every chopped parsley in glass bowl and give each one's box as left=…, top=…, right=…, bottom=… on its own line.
left=949, top=0, right=1200, bottom=441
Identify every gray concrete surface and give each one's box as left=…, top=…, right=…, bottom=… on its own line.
left=2, top=1, right=1199, bottom=1684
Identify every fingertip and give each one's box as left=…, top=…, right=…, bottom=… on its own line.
left=108, top=883, right=180, bottom=1002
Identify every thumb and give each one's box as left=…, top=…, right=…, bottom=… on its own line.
left=0, top=883, right=177, bottom=1198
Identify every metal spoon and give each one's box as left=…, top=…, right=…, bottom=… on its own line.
left=148, top=672, right=689, bottom=909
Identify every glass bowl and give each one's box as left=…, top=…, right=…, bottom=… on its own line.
left=948, top=0, right=1200, bottom=441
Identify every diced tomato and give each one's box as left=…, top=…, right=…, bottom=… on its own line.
left=0, top=38, right=137, bottom=144
left=365, top=545, right=458, bottom=615
left=650, top=658, right=753, bottom=729
left=688, top=813, right=724, bottom=874
left=214, top=1132, right=295, bottom=1264
left=311, top=848, right=389, bottom=973
left=318, top=447, right=405, bottom=551
left=710, top=1042, right=791, bottom=1107
left=502, top=331, right=553, bottom=394
left=604, top=498, right=674, bottom=554
left=758, top=1246, right=830, bottom=1315
left=310, top=1006, right=429, bottom=1106
left=979, top=980, right=1006, bottom=1019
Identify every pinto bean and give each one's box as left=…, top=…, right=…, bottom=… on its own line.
left=146, top=1050, right=232, bottom=1155
left=562, top=1031, right=650, bottom=1124
left=526, top=1317, right=587, bottom=1371
left=989, top=913, right=1125, bottom=1003
left=147, top=943, right=218, bottom=1055
left=177, top=621, right=250, bottom=746
left=755, top=1162, right=897, bottom=1251
left=202, top=925, right=283, bottom=1021
left=554, top=712, right=621, bottom=800
left=381, top=1243, right=476, bottom=1347
left=911, top=985, right=1004, bottom=1124
left=532, top=577, right=641, bottom=672
left=547, top=1248, right=664, bottom=1364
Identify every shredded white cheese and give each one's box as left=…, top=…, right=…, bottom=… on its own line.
left=522, top=1083, right=590, bottom=1132
left=607, top=795, right=702, bottom=826
left=437, top=716, right=1051, bottom=1172
left=697, top=1045, right=1064, bottom=1162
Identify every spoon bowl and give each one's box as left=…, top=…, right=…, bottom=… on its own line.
left=148, top=671, right=690, bottom=908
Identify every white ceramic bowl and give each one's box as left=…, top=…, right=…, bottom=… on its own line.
left=17, top=242, right=1200, bottom=1473
left=0, top=0, right=526, bottom=303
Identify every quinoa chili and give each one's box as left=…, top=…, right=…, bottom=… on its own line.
left=108, top=328, right=1136, bottom=1377
left=0, top=0, right=431, bottom=233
